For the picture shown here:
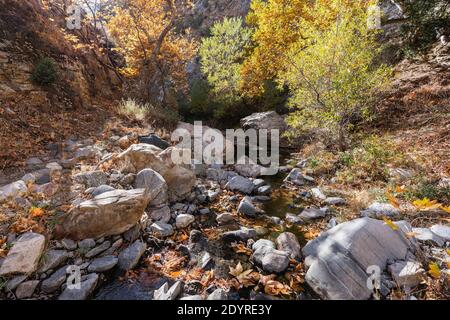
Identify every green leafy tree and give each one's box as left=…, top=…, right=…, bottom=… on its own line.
left=281, top=0, right=391, bottom=150
left=199, top=17, right=253, bottom=118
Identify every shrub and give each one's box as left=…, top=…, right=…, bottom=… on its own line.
left=118, top=98, right=180, bottom=129
left=335, top=135, right=409, bottom=184
left=31, top=57, right=57, bottom=86
left=199, top=17, right=253, bottom=117
left=117, top=99, right=149, bottom=121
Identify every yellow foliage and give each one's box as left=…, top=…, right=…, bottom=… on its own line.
left=428, top=262, right=441, bottom=279
left=383, top=217, right=398, bottom=231
left=413, top=198, right=442, bottom=211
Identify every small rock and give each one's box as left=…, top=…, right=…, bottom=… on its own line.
left=257, top=185, right=272, bottom=195
left=41, top=266, right=68, bottom=293
left=139, top=134, right=170, bottom=150
left=88, top=256, right=118, bottom=273
left=15, top=280, right=39, bottom=299
left=310, top=188, right=327, bottom=200
left=176, top=214, right=195, bottom=229
left=430, top=225, right=450, bottom=241
left=207, top=288, right=228, bottom=300
left=216, top=213, right=234, bottom=225
left=150, top=221, right=174, bottom=237
left=46, top=162, right=63, bottom=181
left=276, top=232, right=301, bottom=259
left=284, top=168, right=311, bottom=186
left=221, top=228, right=257, bottom=242
left=153, top=281, right=183, bottom=300
left=201, top=252, right=213, bottom=269
left=74, top=146, right=102, bottom=160
left=26, top=157, right=43, bottom=168
left=118, top=240, right=146, bottom=270
left=389, top=168, right=414, bottom=182
left=0, top=180, right=28, bottom=202
left=118, top=136, right=131, bottom=149
left=252, top=239, right=289, bottom=273
left=324, top=197, right=346, bottom=206
left=61, top=239, right=77, bottom=251
left=388, top=260, right=425, bottom=288
left=73, top=171, right=108, bottom=188
left=134, top=169, right=168, bottom=205
left=101, top=238, right=123, bottom=257
left=85, top=241, right=111, bottom=258
left=5, top=275, right=28, bottom=291
left=253, top=179, right=266, bottom=188
left=199, top=208, right=210, bottom=215
left=225, top=176, right=255, bottom=194
left=39, top=250, right=70, bottom=273
left=149, top=205, right=171, bottom=223
left=299, top=207, right=327, bottom=221
left=120, top=173, right=136, bottom=186
left=207, top=190, right=220, bottom=202
left=412, top=228, right=445, bottom=247
left=361, top=202, right=399, bottom=218
left=123, top=224, right=141, bottom=243
left=285, top=213, right=303, bottom=225
left=237, top=196, right=258, bottom=217
left=58, top=273, right=99, bottom=300
left=78, top=239, right=96, bottom=250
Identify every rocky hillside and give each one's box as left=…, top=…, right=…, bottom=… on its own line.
left=0, top=0, right=121, bottom=171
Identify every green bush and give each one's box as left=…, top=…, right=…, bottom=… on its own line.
left=199, top=17, right=253, bottom=118
left=31, top=57, right=57, bottom=86
left=397, top=0, right=449, bottom=53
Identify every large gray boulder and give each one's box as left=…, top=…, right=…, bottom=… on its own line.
left=119, top=144, right=195, bottom=201
left=302, top=217, right=414, bottom=300
left=55, top=189, right=150, bottom=240
left=240, top=111, right=286, bottom=132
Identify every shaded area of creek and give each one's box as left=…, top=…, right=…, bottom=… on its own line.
left=94, top=270, right=169, bottom=300
left=259, top=170, right=307, bottom=246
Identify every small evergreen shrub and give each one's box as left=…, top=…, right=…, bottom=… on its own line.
left=31, top=57, right=57, bottom=86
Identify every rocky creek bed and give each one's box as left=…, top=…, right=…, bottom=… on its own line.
left=0, top=112, right=449, bottom=300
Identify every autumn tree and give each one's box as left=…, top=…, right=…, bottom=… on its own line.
left=240, top=0, right=308, bottom=96
left=108, top=0, right=197, bottom=105
left=280, top=0, right=391, bottom=150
